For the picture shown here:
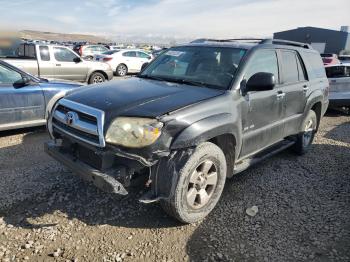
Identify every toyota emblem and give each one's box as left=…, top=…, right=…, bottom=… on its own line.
left=65, top=111, right=78, bottom=125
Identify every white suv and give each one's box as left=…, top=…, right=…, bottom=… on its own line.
left=94, top=49, right=153, bottom=76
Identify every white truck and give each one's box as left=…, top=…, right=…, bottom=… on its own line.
left=2, top=43, right=114, bottom=84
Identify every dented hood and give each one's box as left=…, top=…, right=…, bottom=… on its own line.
left=64, top=77, right=225, bottom=123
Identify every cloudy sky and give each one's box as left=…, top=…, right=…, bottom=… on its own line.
left=0, top=0, right=349, bottom=40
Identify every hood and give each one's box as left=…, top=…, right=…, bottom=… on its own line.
left=64, top=77, right=225, bottom=123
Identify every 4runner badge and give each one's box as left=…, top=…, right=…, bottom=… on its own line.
left=65, top=111, right=78, bottom=126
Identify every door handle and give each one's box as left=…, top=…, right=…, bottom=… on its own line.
left=276, top=91, right=285, bottom=99
left=56, top=64, right=61, bottom=66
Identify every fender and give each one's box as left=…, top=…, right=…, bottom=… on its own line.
left=301, top=89, right=325, bottom=131
left=170, top=113, right=241, bottom=154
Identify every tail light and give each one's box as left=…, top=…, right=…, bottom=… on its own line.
left=103, top=57, right=113, bottom=62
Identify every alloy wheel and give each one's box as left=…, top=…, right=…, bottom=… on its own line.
left=186, top=160, right=218, bottom=209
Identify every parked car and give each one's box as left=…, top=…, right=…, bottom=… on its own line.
left=45, top=39, right=328, bottom=223
left=152, top=48, right=168, bottom=58
left=338, top=55, right=350, bottom=63
left=93, top=49, right=153, bottom=76
left=0, top=60, right=82, bottom=131
left=325, top=63, right=350, bottom=110
left=2, top=43, right=113, bottom=84
left=321, top=53, right=340, bottom=66
left=74, top=44, right=110, bottom=60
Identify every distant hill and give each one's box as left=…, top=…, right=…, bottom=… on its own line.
left=19, top=30, right=110, bottom=43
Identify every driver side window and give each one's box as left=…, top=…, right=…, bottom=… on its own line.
left=54, top=47, right=78, bottom=62
left=0, top=64, right=22, bottom=85
left=245, top=50, right=279, bottom=84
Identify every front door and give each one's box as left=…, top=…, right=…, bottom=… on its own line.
left=52, top=46, right=88, bottom=81
left=0, top=63, right=45, bottom=130
left=240, top=49, right=284, bottom=157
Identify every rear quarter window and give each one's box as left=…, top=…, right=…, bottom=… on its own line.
left=303, top=52, right=326, bottom=79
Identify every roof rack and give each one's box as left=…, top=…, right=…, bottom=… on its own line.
left=262, top=39, right=311, bottom=49
left=190, top=38, right=312, bottom=49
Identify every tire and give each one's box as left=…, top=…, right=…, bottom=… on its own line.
left=88, top=72, right=106, bottom=84
left=292, top=110, right=317, bottom=155
left=160, top=142, right=227, bottom=224
left=116, top=64, right=128, bottom=76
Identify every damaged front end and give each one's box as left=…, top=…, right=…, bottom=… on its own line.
left=46, top=98, right=183, bottom=200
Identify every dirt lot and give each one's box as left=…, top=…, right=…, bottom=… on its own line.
left=0, top=112, right=349, bottom=262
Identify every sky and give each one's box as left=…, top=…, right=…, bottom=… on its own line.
left=0, top=0, right=349, bottom=41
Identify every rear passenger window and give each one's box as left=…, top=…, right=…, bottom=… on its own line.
left=123, top=51, right=137, bottom=57
left=245, top=50, right=279, bottom=83
left=326, top=66, right=350, bottom=78
left=39, top=46, right=50, bottom=61
left=304, top=52, right=326, bottom=79
left=296, top=55, right=307, bottom=81
left=281, top=50, right=299, bottom=84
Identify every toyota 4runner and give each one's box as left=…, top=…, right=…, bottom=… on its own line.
left=45, top=39, right=329, bottom=223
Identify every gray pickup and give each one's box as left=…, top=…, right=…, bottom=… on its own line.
left=2, top=43, right=113, bottom=84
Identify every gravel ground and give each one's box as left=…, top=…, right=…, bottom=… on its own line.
left=0, top=112, right=349, bottom=262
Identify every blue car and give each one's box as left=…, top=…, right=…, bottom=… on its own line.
left=0, top=60, right=82, bottom=131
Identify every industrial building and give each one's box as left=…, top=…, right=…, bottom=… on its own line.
left=273, top=26, right=350, bottom=54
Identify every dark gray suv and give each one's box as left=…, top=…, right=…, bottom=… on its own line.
left=45, top=39, right=329, bottom=223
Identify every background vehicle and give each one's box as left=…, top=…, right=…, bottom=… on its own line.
left=321, top=53, right=340, bottom=65
left=325, top=63, right=350, bottom=111
left=152, top=48, right=168, bottom=58
left=74, top=44, right=109, bottom=60
left=45, top=39, right=328, bottom=224
left=2, top=43, right=113, bottom=84
left=338, top=55, right=350, bottom=63
left=0, top=60, right=82, bottom=131
left=93, top=49, right=153, bottom=76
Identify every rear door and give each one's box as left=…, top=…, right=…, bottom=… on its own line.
left=37, top=45, right=55, bottom=79
left=122, top=51, right=138, bottom=72
left=52, top=46, right=88, bottom=81
left=240, top=49, right=284, bottom=157
left=277, top=49, right=308, bottom=136
left=0, top=63, right=45, bottom=130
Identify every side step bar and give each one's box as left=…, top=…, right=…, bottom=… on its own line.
left=234, top=140, right=295, bottom=174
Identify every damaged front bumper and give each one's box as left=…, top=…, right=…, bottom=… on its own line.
left=44, top=141, right=128, bottom=195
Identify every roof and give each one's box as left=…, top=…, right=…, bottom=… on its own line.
left=180, top=38, right=313, bottom=51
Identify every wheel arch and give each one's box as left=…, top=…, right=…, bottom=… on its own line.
left=87, top=70, right=108, bottom=83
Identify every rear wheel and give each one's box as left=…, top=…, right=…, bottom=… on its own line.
left=88, top=72, right=106, bottom=84
left=160, top=142, right=227, bottom=224
left=116, top=64, right=128, bottom=76
left=292, top=110, right=317, bottom=155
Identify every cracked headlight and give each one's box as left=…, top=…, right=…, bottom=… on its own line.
left=105, top=117, right=163, bottom=148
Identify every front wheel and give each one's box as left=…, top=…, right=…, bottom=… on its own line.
left=160, top=142, right=227, bottom=224
left=88, top=72, right=106, bottom=84
left=292, top=110, right=317, bottom=155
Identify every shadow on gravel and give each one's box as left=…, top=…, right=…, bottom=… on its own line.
left=186, top=144, right=350, bottom=261
left=325, top=121, right=350, bottom=144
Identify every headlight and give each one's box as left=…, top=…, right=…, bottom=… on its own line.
left=105, top=117, right=163, bottom=148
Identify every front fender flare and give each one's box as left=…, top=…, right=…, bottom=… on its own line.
left=170, top=113, right=241, bottom=152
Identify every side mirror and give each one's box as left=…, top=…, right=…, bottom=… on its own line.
left=73, top=57, right=82, bottom=63
left=245, top=72, right=275, bottom=93
left=141, top=62, right=149, bottom=71
left=13, top=76, right=31, bottom=88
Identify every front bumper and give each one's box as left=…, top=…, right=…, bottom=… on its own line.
left=44, top=141, right=128, bottom=195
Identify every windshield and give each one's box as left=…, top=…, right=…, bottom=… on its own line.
left=140, top=46, right=246, bottom=90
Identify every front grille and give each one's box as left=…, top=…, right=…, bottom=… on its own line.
left=51, top=99, right=105, bottom=147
